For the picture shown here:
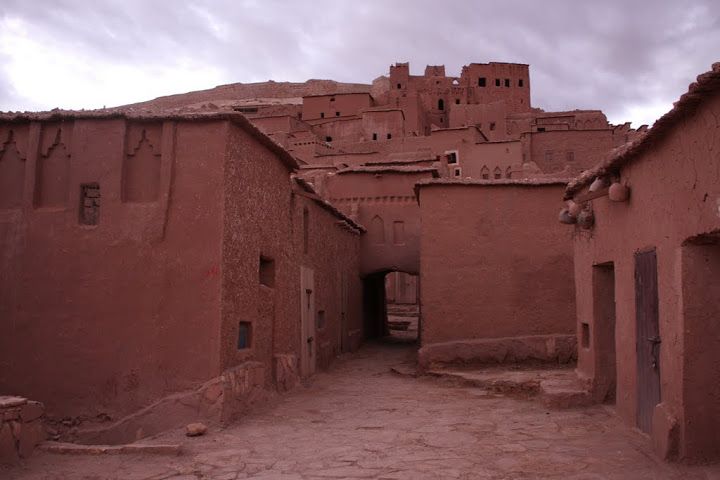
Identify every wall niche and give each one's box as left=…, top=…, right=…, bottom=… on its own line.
left=123, top=124, right=162, bottom=203
left=35, top=125, right=71, bottom=208
left=0, top=129, right=27, bottom=209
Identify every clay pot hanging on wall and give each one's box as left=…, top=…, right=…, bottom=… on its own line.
left=608, top=182, right=630, bottom=202
left=567, top=200, right=583, bottom=217
left=589, top=176, right=608, bottom=192
left=558, top=208, right=576, bottom=224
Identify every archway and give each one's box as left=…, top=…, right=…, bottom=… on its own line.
left=363, top=269, right=420, bottom=345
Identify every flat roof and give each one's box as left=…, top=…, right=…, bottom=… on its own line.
left=0, top=109, right=300, bottom=171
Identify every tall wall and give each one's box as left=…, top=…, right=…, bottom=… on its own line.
left=569, top=91, right=720, bottom=462
left=418, top=181, right=576, bottom=362
left=220, top=124, right=296, bottom=386
left=325, top=170, right=434, bottom=276
left=0, top=119, right=228, bottom=418
left=291, top=194, right=364, bottom=366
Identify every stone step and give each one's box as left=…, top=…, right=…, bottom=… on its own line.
left=427, top=367, right=592, bottom=408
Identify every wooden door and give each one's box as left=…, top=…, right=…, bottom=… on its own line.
left=300, top=266, right=316, bottom=377
left=635, top=249, right=661, bottom=433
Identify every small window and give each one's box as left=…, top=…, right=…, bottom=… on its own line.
left=320, top=112, right=325, bottom=119
left=335, top=111, right=340, bottom=117
left=438, top=99, right=444, bottom=111
left=455, top=99, right=460, bottom=105
left=79, top=183, right=100, bottom=226
left=447, top=152, right=458, bottom=164
left=259, top=256, right=275, bottom=287
left=316, top=310, right=326, bottom=329
left=330, top=97, right=335, bottom=102
left=454, top=168, right=461, bottom=177
left=478, top=77, right=486, bottom=87
left=386, top=133, right=392, bottom=140
left=372, top=133, right=378, bottom=140
left=537, top=127, right=546, bottom=132
left=298, top=113, right=302, bottom=120
left=439, top=117, right=443, bottom=123
left=581, top=323, right=590, bottom=349
left=397, top=83, right=402, bottom=89
left=238, top=322, right=252, bottom=349
left=519, top=79, right=524, bottom=87
left=325, top=136, right=333, bottom=142
left=504, top=78, right=510, bottom=87
left=493, top=167, right=502, bottom=179
left=495, top=78, right=500, bottom=87
left=489, top=122, right=496, bottom=131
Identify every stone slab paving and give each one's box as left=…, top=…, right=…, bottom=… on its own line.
left=4, top=342, right=720, bottom=479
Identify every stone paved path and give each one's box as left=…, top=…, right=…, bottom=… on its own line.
left=4, top=341, right=720, bottom=479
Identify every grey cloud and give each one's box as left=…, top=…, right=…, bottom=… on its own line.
left=1, top=0, right=719, bottom=125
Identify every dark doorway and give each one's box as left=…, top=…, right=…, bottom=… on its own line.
left=635, top=249, right=661, bottom=433
left=593, top=262, right=616, bottom=403
left=362, top=271, right=420, bottom=345
left=680, top=233, right=720, bottom=460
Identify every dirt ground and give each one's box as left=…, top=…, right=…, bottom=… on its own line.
left=4, top=341, right=720, bottom=480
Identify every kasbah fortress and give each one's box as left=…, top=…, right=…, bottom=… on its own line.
left=1, top=58, right=720, bottom=477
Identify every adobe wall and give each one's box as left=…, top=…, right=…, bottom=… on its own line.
left=302, top=93, right=372, bottom=121
left=0, top=119, right=228, bottom=418
left=325, top=170, right=432, bottom=276
left=461, top=63, right=531, bottom=113
left=453, top=141, right=522, bottom=179
left=292, top=195, right=364, bottom=367
left=418, top=182, right=576, bottom=365
left=361, top=110, right=405, bottom=142
left=220, top=124, right=296, bottom=387
left=525, top=129, right=614, bottom=175
left=569, top=92, right=720, bottom=462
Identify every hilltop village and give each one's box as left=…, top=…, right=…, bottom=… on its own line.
left=1, top=60, right=719, bottom=471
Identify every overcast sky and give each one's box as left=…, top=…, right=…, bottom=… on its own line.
left=1, top=0, right=718, bottom=127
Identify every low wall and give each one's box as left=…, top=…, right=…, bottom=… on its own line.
left=73, top=361, right=270, bottom=445
left=418, top=334, right=577, bottom=371
left=0, top=396, right=46, bottom=464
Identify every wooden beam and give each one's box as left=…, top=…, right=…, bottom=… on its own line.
left=575, top=187, right=609, bottom=203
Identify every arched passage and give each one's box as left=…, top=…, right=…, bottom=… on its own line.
left=363, top=269, right=420, bottom=344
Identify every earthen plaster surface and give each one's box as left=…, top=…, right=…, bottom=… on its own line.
left=4, top=343, right=720, bottom=479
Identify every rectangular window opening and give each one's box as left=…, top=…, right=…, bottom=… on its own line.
left=454, top=168, right=461, bottom=177
left=237, top=321, right=252, bottom=349
left=447, top=152, right=458, bottom=164
left=259, top=256, right=275, bottom=287
left=372, top=133, right=378, bottom=141
left=316, top=310, right=326, bottom=329
left=581, top=323, right=590, bottom=349
left=335, top=111, right=340, bottom=117
left=519, top=79, right=524, bottom=87
left=478, top=77, right=486, bottom=87
left=320, top=112, right=325, bottom=119
left=504, top=78, right=510, bottom=87
left=386, top=133, right=392, bottom=140
left=495, top=78, right=500, bottom=87
left=79, top=183, right=100, bottom=226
